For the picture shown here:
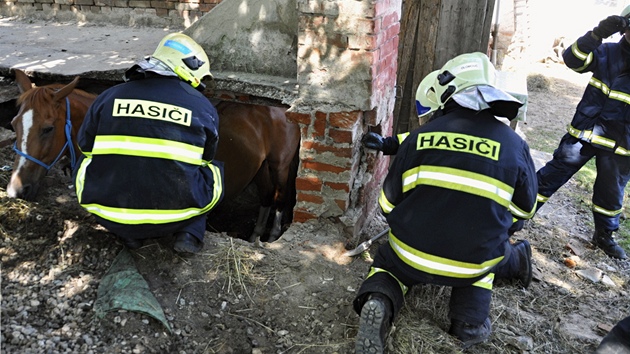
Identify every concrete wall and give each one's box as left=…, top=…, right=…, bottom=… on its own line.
left=184, top=0, right=298, bottom=78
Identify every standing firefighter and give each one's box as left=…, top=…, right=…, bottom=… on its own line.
left=74, top=33, right=224, bottom=254
left=353, top=52, right=537, bottom=352
left=536, top=7, right=630, bottom=259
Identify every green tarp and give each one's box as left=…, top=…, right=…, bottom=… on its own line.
left=94, top=248, right=171, bottom=332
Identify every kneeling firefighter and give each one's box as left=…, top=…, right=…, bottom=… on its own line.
left=74, top=33, right=224, bottom=254
left=353, top=52, right=538, bottom=352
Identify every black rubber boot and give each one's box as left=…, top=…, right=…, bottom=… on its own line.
left=592, top=229, right=627, bottom=260
left=449, top=317, right=492, bottom=349
left=120, top=237, right=143, bottom=250
left=173, top=232, right=203, bottom=254
left=355, top=292, right=393, bottom=354
left=594, top=329, right=630, bottom=354
left=512, top=239, right=533, bottom=288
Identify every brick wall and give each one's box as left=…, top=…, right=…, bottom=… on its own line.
left=1, top=0, right=222, bottom=27
left=291, top=0, right=401, bottom=236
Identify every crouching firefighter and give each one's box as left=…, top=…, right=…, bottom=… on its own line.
left=353, top=52, right=538, bottom=352
left=74, top=33, right=224, bottom=255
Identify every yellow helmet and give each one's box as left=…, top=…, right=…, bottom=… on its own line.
left=151, top=33, right=212, bottom=89
left=431, top=52, right=496, bottom=106
left=415, top=70, right=440, bottom=118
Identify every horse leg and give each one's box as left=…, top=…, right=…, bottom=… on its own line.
left=248, top=160, right=275, bottom=243
left=266, top=144, right=300, bottom=242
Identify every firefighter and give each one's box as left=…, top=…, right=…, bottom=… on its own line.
left=353, top=52, right=538, bottom=352
left=74, top=33, right=224, bottom=254
left=535, top=7, right=630, bottom=259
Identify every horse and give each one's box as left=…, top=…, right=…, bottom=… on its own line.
left=213, top=101, right=301, bottom=242
left=5, top=69, right=301, bottom=243
left=6, top=69, right=97, bottom=200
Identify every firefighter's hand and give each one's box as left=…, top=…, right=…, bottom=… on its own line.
left=362, top=132, right=386, bottom=151
left=593, top=15, right=628, bottom=39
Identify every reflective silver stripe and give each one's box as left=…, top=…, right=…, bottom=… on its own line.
left=79, top=163, right=223, bottom=224
left=367, top=267, right=409, bottom=294
left=402, top=165, right=513, bottom=208
left=509, top=200, right=536, bottom=219
left=571, top=41, right=589, bottom=61
left=592, top=204, right=623, bottom=217
left=567, top=125, right=628, bottom=155
left=472, top=273, right=494, bottom=290
left=378, top=189, right=395, bottom=214
left=571, top=42, right=593, bottom=71
left=92, top=135, right=203, bottom=165
left=389, top=233, right=503, bottom=278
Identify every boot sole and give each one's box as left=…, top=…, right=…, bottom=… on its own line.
left=356, top=299, right=386, bottom=353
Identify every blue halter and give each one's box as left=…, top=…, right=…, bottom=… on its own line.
left=13, top=97, right=77, bottom=171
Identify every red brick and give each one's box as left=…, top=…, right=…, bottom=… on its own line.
left=293, top=209, right=317, bottom=223
left=304, top=141, right=352, bottom=158
left=329, top=111, right=361, bottom=129
left=325, top=181, right=350, bottom=193
left=312, top=116, right=326, bottom=138
left=298, top=193, right=324, bottom=204
left=296, top=175, right=323, bottom=191
left=335, top=198, right=348, bottom=211
left=286, top=111, right=312, bottom=125
left=302, top=160, right=349, bottom=174
left=329, top=129, right=353, bottom=144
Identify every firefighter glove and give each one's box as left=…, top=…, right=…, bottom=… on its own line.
left=362, top=132, right=386, bottom=151
left=593, top=15, right=628, bottom=39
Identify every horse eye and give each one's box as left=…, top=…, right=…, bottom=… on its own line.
left=41, top=126, right=54, bottom=135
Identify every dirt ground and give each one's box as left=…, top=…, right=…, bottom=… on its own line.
left=1, top=60, right=629, bottom=354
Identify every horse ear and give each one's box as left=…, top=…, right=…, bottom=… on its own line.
left=52, top=76, right=80, bottom=102
left=13, top=69, right=34, bottom=94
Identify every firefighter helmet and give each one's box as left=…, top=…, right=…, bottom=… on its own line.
left=415, top=70, right=440, bottom=118
left=431, top=52, right=496, bottom=106
left=150, top=33, right=212, bottom=89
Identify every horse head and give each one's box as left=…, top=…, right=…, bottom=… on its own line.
left=6, top=69, right=95, bottom=200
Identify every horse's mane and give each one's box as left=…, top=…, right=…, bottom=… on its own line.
left=17, top=84, right=96, bottom=107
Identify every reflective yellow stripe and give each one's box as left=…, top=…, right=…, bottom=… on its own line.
left=396, top=132, right=410, bottom=144
left=571, top=42, right=593, bottom=71
left=592, top=204, right=623, bottom=217
left=79, top=163, right=223, bottom=224
left=609, top=90, right=630, bottom=104
left=509, top=200, right=536, bottom=219
left=401, top=165, right=514, bottom=208
left=378, top=189, right=395, bottom=214
left=472, top=273, right=494, bottom=290
left=567, top=125, right=629, bottom=155
left=92, top=135, right=204, bottom=165
left=589, top=77, right=610, bottom=95
left=537, top=194, right=549, bottom=203
left=389, top=232, right=504, bottom=278
left=571, top=41, right=589, bottom=61
left=616, top=145, right=630, bottom=156
left=75, top=157, right=92, bottom=204
left=367, top=267, right=409, bottom=295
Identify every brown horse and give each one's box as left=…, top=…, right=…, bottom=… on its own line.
left=7, top=69, right=96, bottom=200
left=5, top=70, right=301, bottom=242
left=214, top=101, right=301, bottom=242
